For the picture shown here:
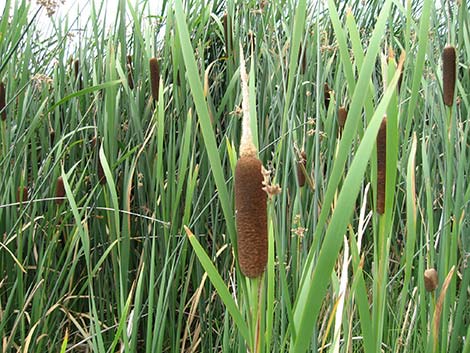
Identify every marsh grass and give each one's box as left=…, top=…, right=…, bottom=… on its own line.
left=0, top=0, right=469, bottom=352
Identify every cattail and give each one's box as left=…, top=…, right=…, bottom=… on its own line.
left=297, top=151, right=307, bottom=187
left=0, top=81, right=6, bottom=121
left=424, top=268, right=438, bottom=292
left=49, top=128, right=55, bottom=146
left=55, top=176, right=65, bottom=205
left=149, top=57, right=160, bottom=101
left=235, top=44, right=267, bottom=278
left=442, top=45, right=456, bottom=107
left=222, top=13, right=232, bottom=55
left=376, top=116, right=387, bottom=215
left=73, top=59, right=83, bottom=89
left=298, top=43, right=306, bottom=74
left=17, top=186, right=28, bottom=203
left=97, top=159, right=106, bottom=184
left=127, top=55, right=134, bottom=90
left=324, top=83, right=331, bottom=110
left=337, top=106, right=348, bottom=134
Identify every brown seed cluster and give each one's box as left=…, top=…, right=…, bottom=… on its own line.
left=376, top=116, right=387, bottom=215
left=424, top=268, right=438, bottom=292
left=235, top=156, right=268, bottom=278
left=442, top=45, right=456, bottom=107
left=149, top=57, right=160, bottom=101
left=297, top=150, right=307, bottom=187
left=127, top=55, right=134, bottom=90
left=337, top=106, right=348, bottom=135
left=0, top=81, right=6, bottom=121
left=324, top=83, right=331, bottom=110
left=55, top=176, right=65, bottom=205
left=17, top=186, right=28, bottom=203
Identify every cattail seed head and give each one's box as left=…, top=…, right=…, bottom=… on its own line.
left=17, top=186, right=28, bottom=203
left=424, top=268, right=438, bottom=292
left=222, top=13, right=232, bottom=55
left=324, top=83, right=331, bottom=110
left=297, top=151, right=307, bottom=187
left=97, top=159, right=106, bottom=184
left=376, top=116, right=387, bottom=215
left=127, top=55, right=134, bottom=90
left=442, top=45, right=456, bottom=107
left=55, top=176, right=65, bottom=205
left=149, top=57, right=160, bottom=101
left=74, top=59, right=83, bottom=90
left=235, top=156, right=268, bottom=278
left=298, top=44, right=306, bottom=74
left=337, top=106, right=348, bottom=134
left=0, top=81, right=6, bottom=121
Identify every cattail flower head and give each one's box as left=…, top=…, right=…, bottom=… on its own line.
left=127, top=55, right=134, bottom=89
left=297, top=150, right=307, bottom=187
left=324, top=83, right=331, bottom=110
left=442, top=45, right=456, bottom=107
left=376, top=116, right=387, bottom=215
left=235, top=44, right=267, bottom=278
left=424, top=268, right=438, bottom=292
left=298, top=43, right=306, bottom=74
left=337, top=106, right=348, bottom=134
left=55, top=176, right=65, bottom=205
left=149, top=57, right=160, bottom=101
left=0, top=81, right=6, bottom=121
left=17, top=186, right=28, bottom=203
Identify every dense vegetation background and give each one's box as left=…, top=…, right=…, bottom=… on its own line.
left=0, top=0, right=469, bottom=352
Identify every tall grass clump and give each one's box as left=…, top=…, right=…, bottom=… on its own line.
left=0, top=0, right=469, bottom=352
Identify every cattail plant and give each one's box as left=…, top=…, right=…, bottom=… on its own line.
left=376, top=116, right=387, bottom=215
left=17, top=186, right=28, bottom=203
left=442, top=45, right=456, bottom=107
left=149, top=57, right=160, bottom=101
left=324, top=83, right=331, bottom=110
left=127, top=55, right=134, bottom=90
left=73, top=59, right=83, bottom=90
left=222, top=13, right=232, bottom=56
left=55, top=176, right=65, bottom=205
left=235, top=44, right=267, bottom=278
left=298, top=43, right=306, bottom=75
left=297, top=150, right=307, bottom=187
left=424, top=268, right=438, bottom=292
left=0, top=81, right=6, bottom=121
left=337, top=106, right=348, bottom=135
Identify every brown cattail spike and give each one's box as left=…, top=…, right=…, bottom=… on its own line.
left=297, top=151, right=307, bottom=187
left=127, top=55, right=134, bottom=90
left=424, top=268, right=438, bottom=292
left=235, top=156, right=268, bottom=277
left=0, top=81, right=6, bottom=121
left=73, top=59, right=83, bottom=90
left=337, top=106, right=348, bottom=135
left=442, top=45, right=456, bottom=107
left=376, top=116, right=387, bottom=214
left=222, top=13, right=232, bottom=55
left=298, top=44, right=306, bottom=74
left=97, top=159, right=106, bottom=184
left=149, top=57, right=160, bottom=101
left=17, top=186, right=28, bottom=203
left=324, top=83, right=331, bottom=110
left=235, top=44, right=267, bottom=278
left=55, top=176, right=65, bottom=205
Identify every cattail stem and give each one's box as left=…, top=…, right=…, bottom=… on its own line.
left=376, top=116, right=387, bottom=215
left=235, top=44, right=267, bottom=278
left=149, top=57, right=160, bottom=101
left=442, top=45, right=456, bottom=107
